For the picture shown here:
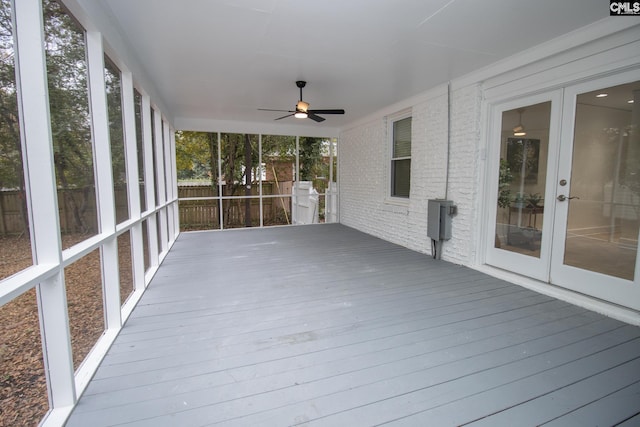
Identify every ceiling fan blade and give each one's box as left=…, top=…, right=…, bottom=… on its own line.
left=259, top=108, right=294, bottom=113
left=275, top=113, right=295, bottom=121
left=308, top=113, right=325, bottom=122
left=308, top=109, right=345, bottom=115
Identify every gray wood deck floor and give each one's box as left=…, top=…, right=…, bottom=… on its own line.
left=66, top=224, right=640, bottom=427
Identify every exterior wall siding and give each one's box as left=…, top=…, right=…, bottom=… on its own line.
left=340, top=85, right=481, bottom=264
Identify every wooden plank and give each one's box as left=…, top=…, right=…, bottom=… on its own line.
left=65, top=224, right=640, bottom=427
left=77, top=298, right=583, bottom=408
left=538, top=380, right=640, bottom=427
left=363, top=339, right=640, bottom=427
left=464, top=358, right=640, bottom=426
left=209, top=326, right=639, bottom=427
left=616, top=413, right=640, bottom=426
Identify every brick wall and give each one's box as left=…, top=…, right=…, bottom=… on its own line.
left=339, top=84, right=482, bottom=265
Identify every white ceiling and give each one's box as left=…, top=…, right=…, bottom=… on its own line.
left=102, top=0, right=608, bottom=130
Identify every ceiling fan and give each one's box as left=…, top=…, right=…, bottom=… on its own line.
left=259, top=81, right=345, bottom=122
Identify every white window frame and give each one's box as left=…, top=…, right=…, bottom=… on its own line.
left=387, top=109, right=412, bottom=202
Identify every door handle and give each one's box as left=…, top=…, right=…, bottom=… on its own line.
left=557, top=195, right=580, bottom=202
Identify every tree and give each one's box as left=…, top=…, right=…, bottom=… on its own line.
left=299, top=137, right=331, bottom=193
left=0, top=0, right=28, bottom=235
left=44, top=0, right=96, bottom=234
left=175, top=131, right=213, bottom=181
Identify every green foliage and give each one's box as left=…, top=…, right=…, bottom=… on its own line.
left=0, top=0, right=22, bottom=191
left=43, top=0, right=97, bottom=233
left=526, top=192, right=542, bottom=208
left=299, top=137, right=331, bottom=192
left=44, top=0, right=93, bottom=189
left=175, top=131, right=214, bottom=180
left=104, top=56, right=126, bottom=186
left=498, top=159, right=513, bottom=208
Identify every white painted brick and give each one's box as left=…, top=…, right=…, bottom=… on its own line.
left=339, top=84, right=482, bottom=265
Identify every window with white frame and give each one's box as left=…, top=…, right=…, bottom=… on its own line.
left=390, top=115, right=412, bottom=198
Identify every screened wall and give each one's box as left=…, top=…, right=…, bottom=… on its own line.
left=0, top=0, right=178, bottom=425
left=176, top=132, right=338, bottom=230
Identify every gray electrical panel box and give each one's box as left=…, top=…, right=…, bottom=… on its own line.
left=427, top=199, right=456, bottom=241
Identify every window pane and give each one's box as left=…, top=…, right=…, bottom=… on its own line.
left=44, top=0, right=98, bottom=248
left=0, top=289, right=48, bottom=425
left=161, top=121, right=168, bottom=202
left=392, top=159, right=411, bottom=197
left=142, top=219, right=150, bottom=272
left=563, top=81, right=639, bottom=280
left=65, top=248, right=104, bottom=371
left=0, top=0, right=32, bottom=280
left=134, top=90, right=146, bottom=213
left=155, top=212, right=162, bottom=255
left=118, top=231, right=134, bottom=306
left=300, top=136, right=331, bottom=193
left=393, top=117, right=411, bottom=158
left=176, top=131, right=220, bottom=231
left=262, top=135, right=295, bottom=226
left=494, top=102, right=551, bottom=257
left=150, top=109, right=158, bottom=207
left=220, top=133, right=258, bottom=228
left=104, top=56, right=129, bottom=224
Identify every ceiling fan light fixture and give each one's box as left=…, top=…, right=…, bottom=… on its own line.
left=296, top=100, right=309, bottom=112
left=513, top=124, right=526, bottom=136
left=259, top=81, right=345, bottom=122
left=513, top=108, right=526, bottom=136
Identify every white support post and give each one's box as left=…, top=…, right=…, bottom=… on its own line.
left=218, top=132, right=224, bottom=230
left=153, top=110, right=168, bottom=254
left=163, top=122, right=175, bottom=241
left=293, top=136, right=300, bottom=224
left=335, top=137, right=340, bottom=223
left=171, top=128, right=180, bottom=238
left=141, top=95, right=159, bottom=268
left=86, top=31, right=121, bottom=331
left=13, top=0, right=75, bottom=408
left=258, top=134, right=263, bottom=227
left=121, top=73, right=145, bottom=292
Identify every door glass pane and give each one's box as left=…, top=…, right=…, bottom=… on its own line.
left=564, top=81, right=640, bottom=280
left=494, top=101, right=551, bottom=258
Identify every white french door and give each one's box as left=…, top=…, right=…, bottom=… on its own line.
left=485, top=90, right=563, bottom=282
left=486, top=69, right=640, bottom=311
left=550, top=71, right=640, bottom=311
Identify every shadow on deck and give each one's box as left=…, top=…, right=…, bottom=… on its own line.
left=66, top=224, right=640, bottom=426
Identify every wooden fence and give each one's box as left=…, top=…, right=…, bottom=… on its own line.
left=178, top=182, right=294, bottom=230
left=0, top=182, right=296, bottom=235
left=0, top=186, right=129, bottom=236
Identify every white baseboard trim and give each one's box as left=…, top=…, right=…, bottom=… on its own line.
left=474, top=264, right=640, bottom=326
